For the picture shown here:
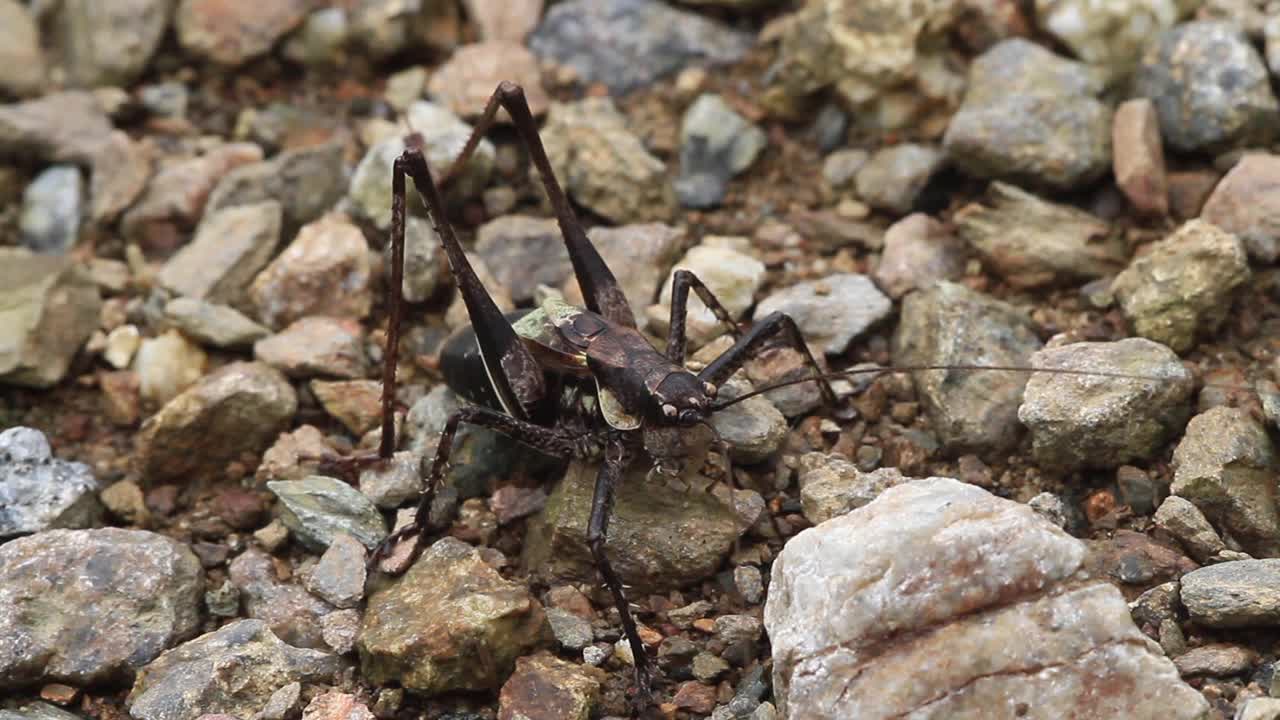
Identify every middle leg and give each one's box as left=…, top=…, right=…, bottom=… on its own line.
left=665, top=269, right=745, bottom=364
left=699, top=311, right=838, bottom=407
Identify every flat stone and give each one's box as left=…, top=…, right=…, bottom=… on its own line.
left=1153, top=496, right=1226, bottom=563
left=163, top=297, right=269, bottom=350
left=157, top=201, right=282, bottom=308
left=1173, top=643, right=1256, bottom=677
left=650, top=240, right=765, bottom=349
left=0, top=426, right=98, bottom=539
left=249, top=213, right=371, bottom=330
left=127, top=620, right=340, bottom=720
left=134, top=361, right=297, bottom=485
left=753, top=273, right=891, bottom=356
left=0, top=0, right=45, bottom=97
left=497, top=652, right=602, bottom=720
left=1201, top=153, right=1280, bottom=263
left=123, top=143, right=265, bottom=249
left=0, top=91, right=114, bottom=165
left=796, top=452, right=914, bottom=526
left=208, top=141, right=347, bottom=230
left=1182, top=560, right=1280, bottom=628
left=228, top=548, right=331, bottom=650
left=267, top=475, right=386, bottom=552
left=1113, top=98, right=1169, bottom=216
left=1112, top=219, right=1250, bottom=354
left=254, top=317, right=368, bottom=379
left=1172, top=406, right=1280, bottom=558
left=0, top=528, right=203, bottom=688
left=176, top=0, right=310, bottom=65
left=0, top=249, right=101, bottom=388
left=710, top=376, right=787, bottom=465
left=766, top=477, right=1208, bottom=719
left=51, top=0, right=170, bottom=87
left=1018, top=338, right=1193, bottom=471
left=854, top=144, right=946, bottom=215
left=546, top=608, right=593, bottom=651
left=360, top=537, right=552, bottom=694
left=427, top=41, right=549, bottom=119
left=874, top=213, right=965, bottom=299
left=473, top=215, right=569, bottom=305
left=675, top=93, right=766, bottom=209
left=306, top=532, right=367, bottom=609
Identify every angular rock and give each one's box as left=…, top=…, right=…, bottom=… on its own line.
left=1113, top=98, right=1169, bottom=216
left=134, top=361, right=297, bottom=485
left=0, top=0, right=45, bottom=97
left=163, top=297, right=269, bottom=349
left=1183, top=560, right=1280, bottom=628
left=1036, top=0, right=1192, bottom=77
left=249, top=214, right=372, bottom=330
left=208, top=141, right=347, bottom=230
left=320, top=609, right=360, bottom=655
left=256, top=425, right=339, bottom=485
left=89, top=131, right=153, bottom=223
left=710, top=376, right=787, bottom=465
left=473, top=215, right=569, bottom=305
left=497, top=652, right=602, bottom=720
left=1136, top=21, right=1279, bottom=153
left=541, top=97, right=674, bottom=223
left=228, top=548, right=331, bottom=650
left=157, top=201, right=282, bottom=307
left=675, top=93, right=766, bottom=209
left=1202, top=153, right=1280, bottom=263
left=1172, top=406, right=1280, bottom=557
left=561, top=223, right=684, bottom=321
left=176, top=0, right=310, bottom=65
left=1168, top=170, right=1220, bottom=221
left=546, top=608, right=593, bottom=651
left=358, top=450, right=422, bottom=510
left=1111, top=219, right=1250, bottom=354
left=122, top=143, right=265, bottom=248
left=52, top=0, right=171, bottom=87
left=267, top=476, right=386, bottom=552
left=254, top=317, right=368, bottom=379
left=360, top=537, right=552, bottom=694
left=127, top=620, right=340, bottom=720
left=1154, top=496, right=1227, bottom=564
left=1172, top=643, right=1256, bottom=677
left=0, top=249, right=101, bottom=388
left=1018, top=338, right=1193, bottom=471
left=0, top=91, right=114, bottom=165
left=753, top=273, right=891, bottom=356
left=649, top=240, right=765, bottom=349
left=766, top=478, right=1208, bottom=719
left=892, top=281, right=1043, bottom=454
left=311, top=379, right=382, bottom=436
left=529, top=0, right=750, bottom=95
left=874, top=213, right=965, bottom=299
left=0, top=528, right=203, bottom=688
left=944, top=39, right=1112, bottom=191
left=854, top=144, right=946, bottom=215
left=427, top=42, right=549, bottom=119
left=306, top=533, right=366, bottom=609
left=302, top=692, right=374, bottom=720
left=796, top=452, right=914, bottom=526
left=134, top=329, right=209, bottom=406
left=0, top=427, right=99, bottom=539
left=20, top=165, right=83, bottom=255
left=522, top=459, right=740, bottom=593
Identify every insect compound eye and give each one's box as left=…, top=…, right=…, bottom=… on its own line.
left=662, top=403, right=678, bottom=418
left=702, top=382, right=717, bottom=398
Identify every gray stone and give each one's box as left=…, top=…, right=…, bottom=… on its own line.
left=546, top=607, right=594, bottom=651
left=306, top=532, right=367, bottom=609
left=892, top=281, right=1043, bottom=454
left=163, top=297, right=269, bottom=349
left=823, top=148, right=870, bottom=191
left=281, top=8, right=349, bottom=65
left=734, top=565, right=764, bottom=604
left=1202, top=153, right=1280, bottom=263
left=956, top=182, right=1125, bottom=288
left=138, top=82, right=188, bottom=118
left=474, top=215, right=569, bottom=304
left=1018, top=338, right=1193, bottom=471
left=1136, top=21, right=1279, bottom=153
left=753, top=273, right=891, bottom=356
left=873, top=213, right=966, bottom=299
left=715, top=615, right=763, bottom=646
left=127, top=619, right=340, bottom=720
left=1154, top=496, right=1227, bottom=563
left=796, top=452, right=914, bottom=526
left=0, top=702, right=83, bottom=720
left=675, top=93, right=766, bottom=209
left=0, top=427, right=99, bottom=539
left=854, top=144, right=946, bottom=215
left=89, top=131, right=153, bottom=223
left=529, top=0, right=750, bottom=95
left=766, top=478, right=1208, bottom=719
left=0, top=249, right=101, bottom=388
left=710, top=376, right=787, bottom=465
left=122, top=143, right=265, bottom=246
left=0, top=0, right=45, bottom=97
left=254, top=316, right=368, bottom=379
left=267, top=476, right=387, bottom=552
left=398, top=216, right=443, bottom=303
left=260, top=681, right=302, bottom=720
left=321, top=608, right=360, bottom=655
left=541, top=97, right=674, bottom=223
left=560, top=223, right=684, bottom=321
left=204, top=579, right=240, bottom=618
left=359, top=450, right=422, bottom=509
left=1112, top=219, right=1250, bottom=354
left=360, top=537, right=552, bottom=694
left=249, top=214, right=372, bottom=330
left=1131, top=581, right=1181, bottom=628
left=157, top=201, right=283, bottom=308
left=175, top=0, right=309, bottom=66
left=944, top=39, right=1112, bottom=191
left=51, top=0, right=171, bottom=87
left=1239, top=698, right=1280, bottom=720
left=20, top=165, right=82, bottom=255
left=229, top=548, right=331, bottom=650
left=1172, top=406, right=1280, bottom=557
left=208, top=141, right=346, bottom=229
left=523, top=459, right=740, bottom=593
left=1028, top=491, right=1069, bottom=528
left=0, top=528, right=203, bottom=688
left=134, top=361, right=297, bottom=485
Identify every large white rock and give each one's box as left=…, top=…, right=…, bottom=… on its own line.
left=765, top=478, right=1209, bottom=720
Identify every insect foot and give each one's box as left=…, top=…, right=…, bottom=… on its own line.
left=766, top=478, right=1209, bottom=719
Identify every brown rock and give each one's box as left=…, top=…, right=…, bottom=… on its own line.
left=249, top=214, right=372, bottom=330
left=0, top=91, right=113, bottom=164
left=255, top=425, right=338, bottom=484
left=0, top=250, right=102, bottom=388
left=310, top=379, right=382, bottom=436
left=229, top=548, right=332, bottom=650
left=427, top=42, right=549, bottom=120
left=1084, top=530, right=1198, bottom=592
left=176, top=0, right=310, bottom=65
left=1173, top=643, right=1256, bottom=677
left=0, top=0, right=45, bottom=97
left=91, top=132, right=153, bottom=223
left=1167, top=170, right=1220, bottom=220
left=497, top=652, right=602, bottom=720
left=254, top=317, right=368, bottom=379
left=1113, top=98, right=1169, bottom=216
left=463, top=0, right=543, bottom=42
left=672, top=680, right=717, bottom=714
left=303, top=692, right=375, bottom=720
left=874, top=213, right=966, bottom=299
left=100, top=370, right=140, bottom=426
left=1202, top=153, right=1280, bottom=262
left=156, top=202, right=282, bottom=307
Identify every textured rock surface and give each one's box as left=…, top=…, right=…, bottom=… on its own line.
left=1113, top=98, right=1169, bottom=216
left=753, top=274, right=891, bottom=356
left=175, top=0, right=309, bottom=66
left=249, top=214, right=372, bottom=330
left=874, top=213, right=966, bottom=299
left=157, top=201, right=283, bottom=308
left=1201, top=154, right=1280, bottom=263
left=0, top=528, right=203, bottom=688
left=0, top=427, right=99, bottom=538
left=766, top=478, right=1208, bottom=719
left=253, top=316, right=368, bottom=380
left=228, top=548, right=332, bottom=650
left=560, top=223, right=683, bottom=320
left=1019, top=339, right=1193, bottom=471
left=497, top=652, right=602, bottom=720
left=360, top=537, right=552, bottom=694
left=0, top=249, right=101, bottom=388
left=675, top=93, right=767, bottom=209
left=127, top=620, right=340, bottom=720
left=650, top=240, right=765, bottom=349
left=267, top=476, right=386, bottom=552
left=473, top=215, right=569, bottom=305
left=207, top=141, right=347, bottom=230
left=1182, top=560, right=1280, bottom=628
left=796, top=452, right=913, bottom=526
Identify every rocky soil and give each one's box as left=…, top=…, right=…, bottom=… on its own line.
left=5, top=1, right=1280, bottom=719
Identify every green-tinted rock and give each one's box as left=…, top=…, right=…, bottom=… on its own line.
left=267, top=476, right=386, bottom=552
left=0, top=249, right=101, bottom=388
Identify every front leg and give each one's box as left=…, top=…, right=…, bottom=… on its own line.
left=665, top=269, right=745, bottom=364
left=699, top=311, right=838, bottom=407
left=588, top=442, right=654, bottom=706
left=369, top=405, right=576, bottom=572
